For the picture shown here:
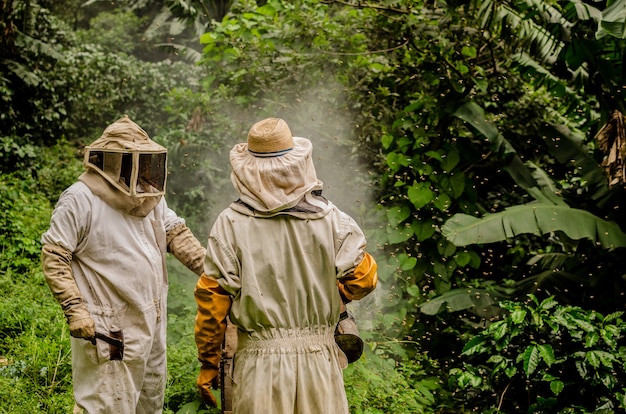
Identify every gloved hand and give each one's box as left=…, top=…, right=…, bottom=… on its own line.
left=166, top=223, right=206, bottom=276
left=41, top=243, right=95, bottom=341
left=197, top=366, right=220, bottom=406
left=67, top=310, right=95, bottom=339
left=194, top=274, right=232, bottom=407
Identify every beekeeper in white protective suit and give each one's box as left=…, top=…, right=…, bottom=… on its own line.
left=194, top=117, right=378, bottom=413
left=41, top=116, right=206, bottom=414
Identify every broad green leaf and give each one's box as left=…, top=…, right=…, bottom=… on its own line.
left=420, top=288, right=498, bottom=315
left=403, top=100, right=423, bottom=113
left=492, top=320, right=509, bottom=341
left=510, top=309, right=527, bottom=324
left=386, top=152, right=411, bottom=172
left=433, top=261, right=450, bottom=282
left=175, top=401, right=201, bottom=413
left=411, top=218, right=436, bottom=241
left=387, top=205, right=411, bottom=226
left=585, top=331, right=600, bottom=347
left=437, top=239, right=457, bottom=257
left=461, top=45, right=477, bottom=58
left=550, top=380, right=565, bottom=396
left=454, top=251, right=472, bottom=266
left=386, top=225, right=413, bottom=245
left=585, top=350, right=601, bottom=368
left=425, top=150, right=442, bottom=161
left=407, top=182, right=435, bottom=209
left=462, top=336, right=487, bottom=355
left=522, top=345, right=541, bottom=376
left=537, top=296, right=559, bottom=312
left=453, top=101, right=515, bottom=155
left=398, top=253, right=417, bottom=271
left=439, top=173, right=465, bottom=199
left=505, top=365, right=518, bottom=378
left=442, top=203, right=626, bottom=249
left=603, top=311, right=624, bottom=323
left=455, top=370, right=483, bottom=388
left=585, top=350, right=615, bottom=369
left=407, top=284, right=421, bottom=297
left=596, top=0, right=626, bottom=39
left=433, top=192, right=451, bottom=212
left=381, top=133, right=394, bottom=149
left=617, top=390, right=626, bottom=410
left=538, top=344, right=556, bottom=367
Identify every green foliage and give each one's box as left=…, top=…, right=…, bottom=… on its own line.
left=0, top=262, right=74, bottom=413
left=52, top=46, right=204, bottom=142
left=449, top=295, right=626, bottom=413
left=75, top=10, right=147, bottom=56
left=0, top=176, right=51, bottom=274
left=344, top=349, right=453, bottom=413
left=164, top=336, right=219, bottom=414
left=4, top=0, right=626, bottom=413
left=0, top=3, right=75, bottom=145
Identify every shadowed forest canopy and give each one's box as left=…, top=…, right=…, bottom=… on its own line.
left=2, top=0, right=626, bottom=413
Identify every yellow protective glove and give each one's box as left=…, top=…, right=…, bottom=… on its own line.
left=194, top=274, right=232, bottom=406
left=338, top=252, right=378, bottom=302
left=197, top=366, right=220, bottom=406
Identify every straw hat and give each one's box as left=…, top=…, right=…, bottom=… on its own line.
left=229, top=118, right=323, bottom=213
left=247, top=118, right=295, bottom=157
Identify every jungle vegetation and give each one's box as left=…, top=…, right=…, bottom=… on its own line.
left=1, top=0, right=626, bottom=413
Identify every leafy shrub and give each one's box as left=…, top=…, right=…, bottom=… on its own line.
left=344, top=349, right=453, bottom=414
left=0, top=175, right=51, bottom=275
left=0, top=267, right=74, bottom=413
left=449, top=294, right=626, bottom=413
left=164, top=336, right=218, bottom=414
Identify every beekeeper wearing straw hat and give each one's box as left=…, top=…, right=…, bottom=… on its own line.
left=41, top=116, right=206, bottom=413
left=194, top=117, right=378, bottom=413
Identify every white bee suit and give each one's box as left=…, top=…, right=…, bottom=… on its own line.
left=42, top=181, right=181, bottom=413
left=194, top=118, right=378, bottom=413
left=42, top=117, right=206, bottom=413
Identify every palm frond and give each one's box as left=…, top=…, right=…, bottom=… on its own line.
left=453, top=101, right=564, bottom=205
left=477, top=0, right=567, bottom=64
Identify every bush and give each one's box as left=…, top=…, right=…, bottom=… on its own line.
left=450, top=294, right=626, bottom=413
left=344, top=348, right=453, bottom=413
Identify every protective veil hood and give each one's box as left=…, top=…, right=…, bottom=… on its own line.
left=83, top=115, right=167, bottom=198
left=79, top=116, right=166, bottom=217
left=229, top=118, right=330, bottom=216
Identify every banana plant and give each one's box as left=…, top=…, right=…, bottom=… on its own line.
left=422, top=100, right=626, bottom=316
left=444, top=100, right=626, bottom=249
left=476, top=0, right=626, bottom=124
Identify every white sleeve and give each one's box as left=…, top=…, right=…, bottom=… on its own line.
left=160, top=197, right=185, bottom=231
left=41, top=183, right=92, bottom=252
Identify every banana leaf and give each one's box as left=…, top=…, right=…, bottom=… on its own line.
left=442, top=203, right=626, bottom=250
left=419, top=288, right=503, bottom=317
left=541, top=122, right=614, bottom=207
left=596, top=0, right=626, bottom=39
left=453, top=101, right=565, bottom=205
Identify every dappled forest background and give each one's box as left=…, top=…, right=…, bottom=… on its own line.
left=2, top=0, right=626, bottom=413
